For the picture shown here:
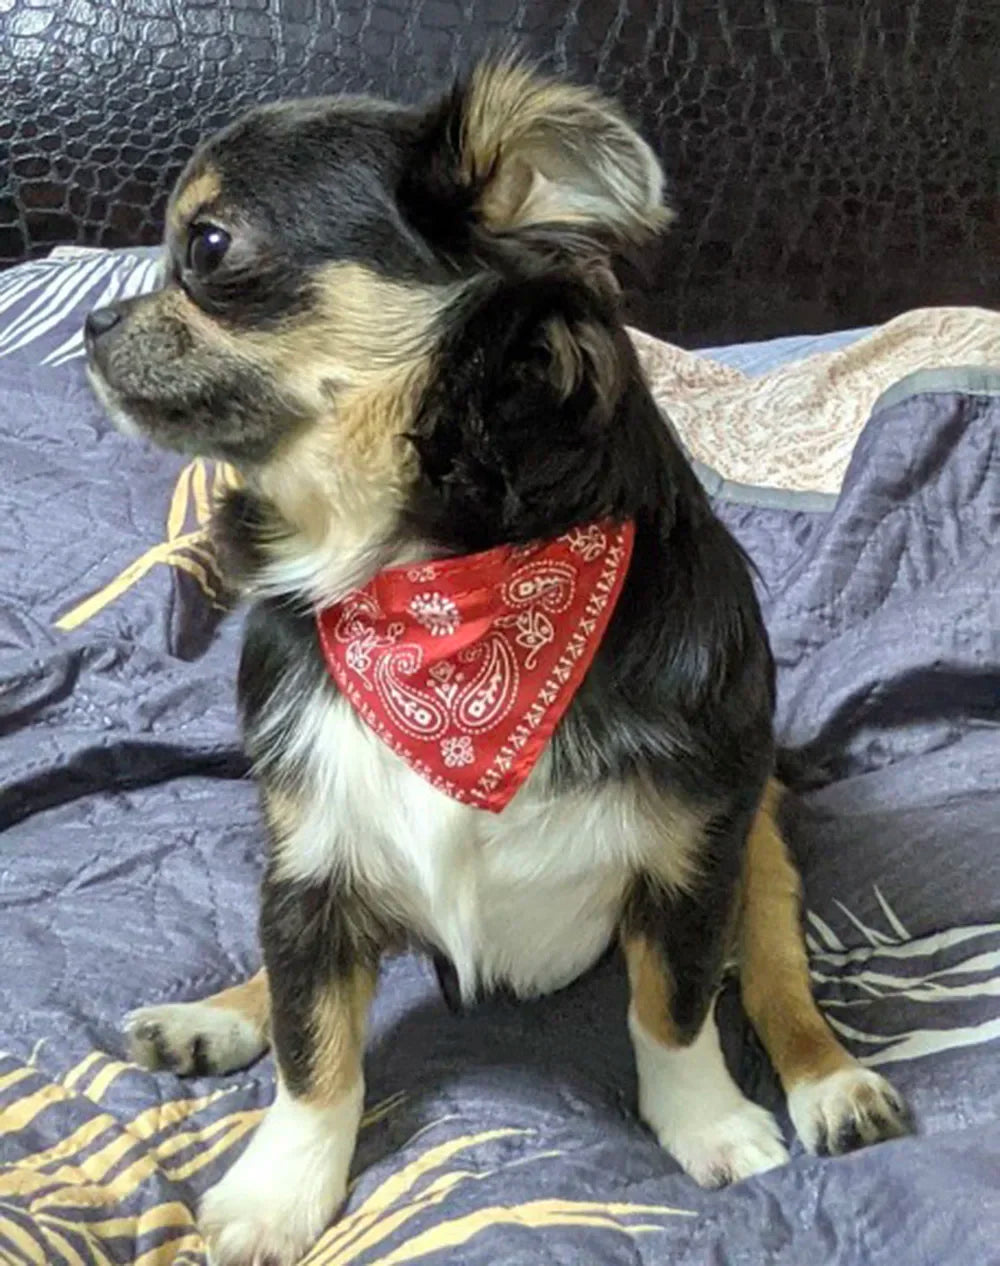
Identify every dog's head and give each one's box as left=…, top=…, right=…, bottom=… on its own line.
left=86, top=61, right=670, bottom=590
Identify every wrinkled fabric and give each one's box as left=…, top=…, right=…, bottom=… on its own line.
left=1, top=265, right=999, bottom=1264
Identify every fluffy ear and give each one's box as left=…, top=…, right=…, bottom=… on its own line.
left=408, top=59, right=672, bottom=244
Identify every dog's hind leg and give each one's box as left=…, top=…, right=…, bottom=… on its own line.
left=740, top=780, right=910, bottom=1155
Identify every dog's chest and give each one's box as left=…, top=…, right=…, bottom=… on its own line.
left=280, top=693, right=647, bottom=1000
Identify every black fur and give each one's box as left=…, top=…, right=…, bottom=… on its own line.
left=397, top=82, right=486, bottom=263
left=212, top=486, right=279, bottom=591
left=401, top=258, right=775, bottom=1033
left=260, top=868, right=387, bottom=1097
left=622, top=793, right=760, bottom=1043
left=180, top=100, right=455, bottom=306
left=237, top=597, right=329, bottom=789
left=406, top=263, right=774, bottom=801
left=433, top=953, right=465, bottom=1014
left=406, top=273, right=630, bottom=549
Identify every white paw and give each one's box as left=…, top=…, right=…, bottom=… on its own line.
left=201, top=1175, right=333, bottom=1266
left=125, top=1002, right=266, bottom=1076
left=200, top=1082, right=362, bottom=1266
left=659, top=1098, right=790, bottom=1188
left=789, top=1064, right=909, bottom=1156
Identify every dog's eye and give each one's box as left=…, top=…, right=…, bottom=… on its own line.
left=187, top=223, right=231, bottom=277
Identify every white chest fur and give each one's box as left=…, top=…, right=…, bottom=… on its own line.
left=270, top=687, right=695, bottom=1001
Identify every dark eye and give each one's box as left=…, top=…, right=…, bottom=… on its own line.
left=187, top=223, right=231, bottom=277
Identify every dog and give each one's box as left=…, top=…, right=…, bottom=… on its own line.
left=85, top=59, right=908, bottom=1266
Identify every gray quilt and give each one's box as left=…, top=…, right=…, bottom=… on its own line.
left=1, top=253, right=998, bottom=1266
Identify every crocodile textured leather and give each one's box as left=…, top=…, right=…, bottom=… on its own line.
left=2, top=0, right=997, bottom=343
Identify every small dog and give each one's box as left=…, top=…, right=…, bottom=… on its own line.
left=85, top=60, right=908, bottom=1266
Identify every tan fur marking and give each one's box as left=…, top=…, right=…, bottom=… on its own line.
left=306, top=968, right=376, bottom=1106
left=576, top=320, right=624, bottom=416
left=740, top=779, right=854, bottom=1089
left=206, top=969, right=271, bottom=1041
left=218, top=261, right=463, bottom=411
left=138, top=255, right=454, bottom=413
left=263, top=787, right=303, bottom=843
left=461, top=59, right=672, bottom=237
left=544, top=318, right=584, bottom=400
left=623, top=934, right=681, bottom=1048
left=169, top=169, right=222, bottom=232
left=252, top=363, right=425, bottom=568
left=301, top=261, right=458, bottom=379
left=640, top=779, right=706, bottom=896
left=461, top=62, right=605, bottom=221
left=241, top=262, right=459, bottom=551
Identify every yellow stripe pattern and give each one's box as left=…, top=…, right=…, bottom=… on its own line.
left=0, top=1045, right=695, bottom=1265
left=55, top=460, right=239, bottom=631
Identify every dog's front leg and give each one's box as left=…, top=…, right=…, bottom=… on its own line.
left=200, top=851, right=380, bottom=1266
left=622, top=803, right=789, bottom=1187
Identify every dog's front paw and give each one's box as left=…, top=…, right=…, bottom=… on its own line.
left=125, top=1002, right=266, bottom=1076
left=658, top=1099, right=790, bottom=1188
left=200, top=1172, right=338, bottom=1266
left=200, top=1083, right=362, bottom=1265
left=789, top=1064, right=909, bottom=1156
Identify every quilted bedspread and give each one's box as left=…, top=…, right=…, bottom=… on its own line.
left=1, top=254, right=999, bottom=1265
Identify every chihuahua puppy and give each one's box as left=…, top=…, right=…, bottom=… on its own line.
left=86, top=60, right=907, bottom=1266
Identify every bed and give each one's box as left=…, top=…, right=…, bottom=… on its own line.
left=1, top=246, right=998, bottom=1265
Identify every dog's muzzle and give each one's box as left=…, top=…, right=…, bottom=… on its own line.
left=84, top=304, right=124, bottom=373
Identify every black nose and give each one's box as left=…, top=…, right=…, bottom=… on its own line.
left=85, top=306, right=122, bottom=342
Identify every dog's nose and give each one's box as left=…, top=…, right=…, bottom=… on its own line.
left=85, top=305, right=123, bottom=343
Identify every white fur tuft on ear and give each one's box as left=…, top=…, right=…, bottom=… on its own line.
left=460, top=59, right=672, bottom=240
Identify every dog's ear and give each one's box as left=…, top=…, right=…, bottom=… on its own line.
left=405, top=59, right=671, bottom=246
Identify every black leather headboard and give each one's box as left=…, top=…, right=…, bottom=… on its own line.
left=2, top=1, right=996, bottom=345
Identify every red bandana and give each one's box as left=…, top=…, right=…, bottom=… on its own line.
left=316, top=520, right=635, bottom=812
